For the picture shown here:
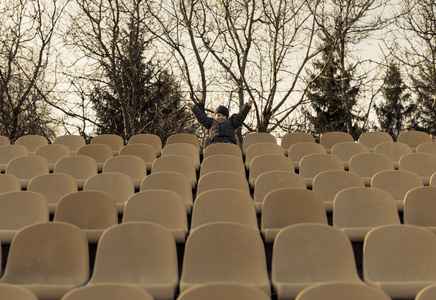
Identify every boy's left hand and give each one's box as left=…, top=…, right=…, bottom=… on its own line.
left=247, top=98, right=254, bottom=106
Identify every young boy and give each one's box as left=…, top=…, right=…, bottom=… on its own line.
left=186, top=99, right=253, bottom=144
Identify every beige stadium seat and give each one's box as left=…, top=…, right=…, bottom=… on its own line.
left=245, top=142, right=285, bottom=170
left=27, top=173, right=78, bottom=214
left=180, top=222, right=270, bottom=296
left=261, top=188, right=328, bottom=243
left=398, top=130, right=432, bottom=152
left=0, top=284, right=38, bottom=300
left=203, top=143, right=243, bottom=160
left=0, top=222, right=89, bottom=299
left=196, top=171, right=250, bottom=197
left=5, top=155, right=49, bottom=189
left=61, top=283, right=154, bottom=300
left=363, top=224, right=436, bottom=299
left=358, top=131, right=393, bottom=153
left=403, top=186, right=436, bottom=234
left=333, top=187, right=400, bottom=242
left=83, top=172, right=135, bottom=214
left=0, top=144, right=28, bottom=172
left=248, top=154, right=294, bottom=188
left=199, top=154, right=246, bottom=179
left=166, top=133, right=201, bottom=152
left=77, top=144, right=113, bottom=172
left=0, top=174, right=21, bottom=194
left=140, top=171, right=193, bottom=214
left=272, top=223, right=362, bottom=300
left=0, top=136, right=10, bottom=146
left=15, top=135, right=48, bottom=155
left=0, top=191, right=49, bottom=243
left=399, top=152, right=436, bottom=185
left=319, top=131, right=354, bottom=154
left=312, top=170, right=365, bottom=212
left=287, top=142, right=326, bottom=171
left=417, top=141, right=436, bottom=155
left=87, top=222, right=179, bottom=300
left=119, top=144, right=157, bottom=171
left=374, top=142, right=413, bottom=169
left=348, top=153, right=394, bottom=186
left=128, top=133, right=162, bottom=157
left=161, top=143, right=200, bottom=171
left=53, top=191, right=118, bottom=243
left=242, top=132, right=277, bottom=156
left=253, top=171, right=306, bottom=213
left=191, top=189, right=258, bottom=231
left=177, top=282, right=271, bottom=300
left=54, top=155, right=98, bottom=189
left=299, top=153, right=343, bottom=188
left=91, top=134, right=125, bottom=156
left=34, top=144, right=71, bottom=172
left=371, top=169, right=423, bottom=211
left=123, top=190, right=188, bottom=243
left=103, top=155, right=147, bottom=190
left=152, top=155, right=197, bottom=189
left=295, top=282, right=391, bottom=300
left=53, top=135, right=86, bottom=155
left=331, top=142, right=369, bottom=169
left=416, top=283, right=436, bottom=300
left=281, top=132, right=315, bottom=156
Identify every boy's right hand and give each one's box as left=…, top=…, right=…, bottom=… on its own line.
left=186, top=102, right=194, bottom=109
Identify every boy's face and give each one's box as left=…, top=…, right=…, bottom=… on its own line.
left=214, top=113, right=227, bottom=122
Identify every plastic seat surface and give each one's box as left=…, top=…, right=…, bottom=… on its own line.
left=176, top=282, right=271, bottom=300
left=287, top=142, right=327, bottom=171
left=331, top=142, right=369, bottom=169
left=128, top=133, right=162, bottom=157
left=398, top=130, right=432, bottom=151
left=0, top=144, right=28, bottom=172
left=203, top=143, right=243, bottom=160
left=0, top=283, right=38, bottom=300
left=196, top=171, right=250, bottom=197
left=248, top=154, right=294, bottom=188
left=54, top=155, right=98, bottom=189
left=166, top=133, right=200, bottom=152
left=152, top=155, right=197, bottom=189
left=199, top=154, right=246, bottom=179
left=15, top=135, right=48, bottom=154
left=34, top=144, right=71, bottom=172
left=61, top=283, right=154, bottom=300
left=281, top=132, right=315, bottom=156
left=245, top=142, right=285, bottom=170
left=5, top=155, right=49, bottom=189
left=0, top=174, right=21, bottom=194
left=319, top=131, right=354, bottom=153
left=295, top=282, right=391, bottom=300
left=119, top=144, right=157, bottom=171
left=242, top=132, right=277, bottom=156
left=161, top=143, right=200, bottom=170
left=403, top=186, right=436, bottom=234
left=299, top=153, right=344, bottom=188
left=77, top=144, right=113, bottom=172
left=103, top=155, right=147, bottom=190
left=53, top=135, right=86, bottom=155
left=398, top=152, right=436, bottom=185
left=91, top=134, right=125, bottom=156
left=358, top=131, right=393, bottom=152
left=374, top=142, right=413, bottom=169
left=348, top=153, right=395, bottom=186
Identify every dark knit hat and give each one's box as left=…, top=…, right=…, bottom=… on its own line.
left=215, top=106, right=229, bottom=118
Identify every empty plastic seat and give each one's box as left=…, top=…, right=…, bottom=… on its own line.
left=0, top=191, right=49, bottom=243
left=103, top=155, right=147, bottom=190
left=371, top=169, right=423, bottom=211
left=176, top=282, right=271, bottom=300
left=34, top=144, right=71, bottom=172
left=152, top=155, right=197, bottom=189
left=417, top=141, right=436, bottom=155
left=54, top=191, right=118, bottom=243
left=348, top=153, right=394, bottom=186
left=61, top=283, right=154, bottom=300
left=53, top=135, right=86, bottom=155
left=295, top=282, right=391, bottom=300
left=6, top=155, right=49, bottom=189
left=83, top=172, right=135, bottom=214
left=123, top=190, right=188, bottom=243
left=196, top=171, right=250, bottom=197
left=119, top=144, right=157, bottom=171
left=242, top=132, right=277, bottom=156
left=398, top=152, right=436, bottom=185
left=15, top=135, right=48, bottom=154
left=203, top=143, right=243, bottom=160
left=54, top=155, right=98, bottom=189
left=253, top=170, right=306, bottom=213
left=161, top=143, right=200, bottom=171
left=0, top=174, right=21, bottom=194
left=248, top=154, right=294, bottom=188
left=299, top=153, right=344, bottom=188
left=199, top=154, right=246, bottom=179
left=374, top=142, right=413, bottom=169
left=272, top=224, right=362, bottom=300
left=333, top=187, right=400, bottom=242
left=358, top=131, right=393, bottom=153
left=0, top=222, right=89, bottom=299
left=363, top=224, right=436, bottom=299
left=416, top=283, right=436, bottom=300
left=128, top=133, right=162, bottom=157
left=398, top=130, right=432, bottom=152
left=191, top=189, right=258, bottom=231
left=261, top=188, right=328, bottom=243
left=27, top=173, right=78, bottom=214
left=245, top=142, right=285, bottom=170
left=287, top=142, right=326, bottom=171
left=0, top=144, right=28, bottom=172
left=77, top=144, right=113, bottom=172
left=180, top=222, right=270, bottom=295
left=0, top=283, right=39, bottom=300
left=91, top=134, right=124, bottom=156
left=87, top=222, right=179, bottom=300
left=281, top=132, right=315, bottom=156
left=319, top=131, right=354, bottom=153
left=331, top=142, right=369, bottom=169
left=140, top=171, right=193, bottom=214
left=403, top=186, right=436, bottom=234
left=0, top=136, right=10, bottom=146
left=166, top=133, right=201, bottom=152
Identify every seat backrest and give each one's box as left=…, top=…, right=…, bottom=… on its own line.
left=161, top=142, right=200, bottom=170
left=358, top=132, right=393, bottom=152
left=398, top=130, right=432, bottom=150
left=299, top=153, right=344, bottom=188
left=374, top=142, right=413, bottom=168
left=191, top=189, right=258, bottom=231
left=6, top=155, right=49, bottom=189
left=242, top=132, right=277, bottom=156
left=288, top=142, right=326, bottom=170
left=281, top=132, right=315, bottom=155
left=166, top=133, right=200, bottom=151
left=180, top=222, right=270, bottom=295
left=119, top=144, right=157, bottom=170
left=0, top=136, right=10, bottom=146
left=416, top=283, right=436, bottom=300
left=0, top=144, right=28, bottom=172
left=0, top=283, right=38, bottom=300
left=245, top=142, right=285, bottom=169
left=34, top=144, right=71, bottom=171
left=295, top=282, right=391, bottom=300
left=76, top=144, right=113, bottom=171
left=348, top=153, right=394, bottom=185
left=103, top=155, right=147, bottom=190
left=398, top=152, right=436, bottom=180
left=177, top=282, right=271, bottom=300
left=123, top=190, right=188, bottom=243
left=54, top=155, right=98, bottom=189
left=151, top=155, right=197, bottom=188
left=61, top=283, right=154, bottom=300
left=417, top=142, right=436, bottom=155
left=199, top=154, right=246, bottom=179
left=404, top=186, right=436, bottom=227
left=128, top=133, right=162, bottom=156
left=196, top=171, right=250, bottom=197
left=331, top=142, right=369, bottom=168
left=319, top=131, right=354, bottom=153
left=91, top=134, right=125, bottom=155
left=53, top=135, right=86, bottom=155
left=371, top=169, right=423, bottom=202
left=0, top=174, right=21, bottom=194
left=248, top=154, right=294, bottom=188
left=15, top=135, right=48, bottom=154
left=203, top=143, right=243, bottom=160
